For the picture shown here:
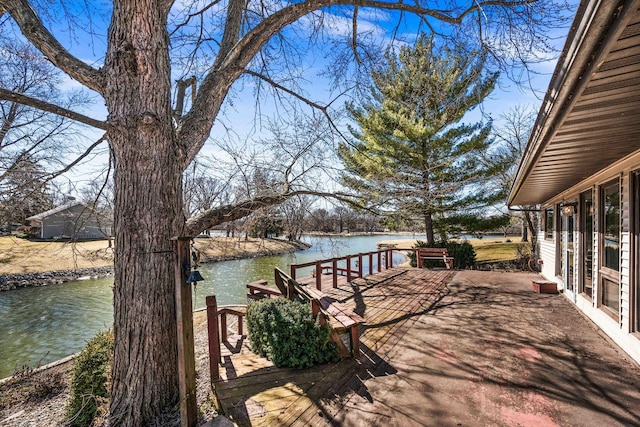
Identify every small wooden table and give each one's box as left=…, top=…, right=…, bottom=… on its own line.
left=532, top=280, right=558, bottom=294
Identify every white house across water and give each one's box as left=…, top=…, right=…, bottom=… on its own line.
left=509, top=0, right=640, bottom=364
left=26, top=202, right=112, bottom=240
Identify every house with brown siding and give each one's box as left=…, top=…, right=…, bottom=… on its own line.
left=26, top=202, right=112, bottom=240
left=509, top=0, right=640, bottom=364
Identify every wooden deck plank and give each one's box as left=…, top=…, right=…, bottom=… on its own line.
left=314, top=270, right=455, bottom=420
left=216, top=364, right=328, bottom=397
left=212, top=268, right=455, bottom=426
left=226, top=359, right=355, bottom=426
left=268, top=359, right=355, bottom=426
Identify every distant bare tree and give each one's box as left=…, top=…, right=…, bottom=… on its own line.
left=183, top=159, right=229, bottom=218
left=305, top=208, right=333, bottom=233
left=80, top=175, right=115, bottom=219
left=280, top=195, right=310, bottom=241
left=0, top=38, right=93, bottom=225
left=491, top=105, right=539, bottom=246
left=0, top=154, right=53, bottom=226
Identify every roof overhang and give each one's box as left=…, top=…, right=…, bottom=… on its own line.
left=509, top=0, right=640, bottom=206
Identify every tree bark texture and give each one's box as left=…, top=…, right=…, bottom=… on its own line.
left=522, top=219, right=529, bottom=242
left=424, top=211, right=435, bottom=244
left=104, top=3, right=183, bottom=425
left=524, top=210, right=537, bottom=249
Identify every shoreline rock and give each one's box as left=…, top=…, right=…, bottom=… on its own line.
left=0, top=266, right=114, bottom=292
left=0, top=239, right=309, bottom=292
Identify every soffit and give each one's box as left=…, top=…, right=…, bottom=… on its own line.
left=509, top=1, right=640, bottom=206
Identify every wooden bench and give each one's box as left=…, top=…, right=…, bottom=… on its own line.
left=246, top=279, right=282, bottom=301
left=274, top=268, right=365, bottom=358
left=416, top=247, right=454, bottom=269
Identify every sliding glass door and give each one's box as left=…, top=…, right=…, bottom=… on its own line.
left=565, top=210, right=575, bottom=291
left=600, top=180, right=620, bottom=317
left=580, top=190, right=593, bottom=299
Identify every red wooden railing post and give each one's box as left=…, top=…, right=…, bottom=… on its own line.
left=358, top=254, right=363, bottom=278
left=315, top=261, right=322, bottom=290
left=290, top=264, right=296, bottom=280
left=350, top=324, right=360, bottom=357
left=220, top=311, right=228, bottom=342
left=237, top=314, right=244, bottom=335
left=369, top=253, right=373, bottom=276
left=332, top=259, right=338, bottom=288
left=206, top=296, right=221, bottom=383
left=346, top=256, right=352, bottom=282
left=377, top=251, right=382, bottom=272
left=385, top=249, right=390, bottom=269
left=311, top=299, right=320, bottom=318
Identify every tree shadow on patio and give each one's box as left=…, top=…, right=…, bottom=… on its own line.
left=379, top=271, right=640, bottom=426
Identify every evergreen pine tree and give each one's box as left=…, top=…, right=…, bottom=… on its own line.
left=340, top=34, right=500, bottom=243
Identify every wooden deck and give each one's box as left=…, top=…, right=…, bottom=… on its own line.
left=212, top=267, right=455, bottom=426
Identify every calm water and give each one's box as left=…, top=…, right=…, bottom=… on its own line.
left=0, top=234, right=415, bottom=379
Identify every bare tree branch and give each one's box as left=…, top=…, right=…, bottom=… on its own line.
left=0, top=88, right=107, bottom=130
left=244, top=70, right=329, bottom=112
left=169, top=0, right=225, bottom=36
left=174, top=76, right=196, bottom=119
left=178, top=0, right=529, bottom=163
left=1, top=0, right=104, bottom=92
left=214, top=0, right=246, bottom=68
left=0, top=133, right=107, bottom=195
left=42, top=134, right=107, bottom=181
left=352, top=5, right=360, bottom=64
left=243, top=70, right=357, bottom=147
left=184, top=189, right=360, bottom=235
left=0, top=135, right=107, bottom=224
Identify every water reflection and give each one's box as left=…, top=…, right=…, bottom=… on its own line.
left=0, top=278, right=113, bottom=379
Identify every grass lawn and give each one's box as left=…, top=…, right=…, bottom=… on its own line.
left=470, top=237, right=526, bottom=263
left=0, top=236, right=299, bottom=274
left=0, top=236, right=114, bottom=274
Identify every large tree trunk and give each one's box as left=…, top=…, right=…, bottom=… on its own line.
left=524, top=210, right=538, bottom=249
left=424, top=211, right=435, bottom=244
left=105, top=3, right=182, bottom=425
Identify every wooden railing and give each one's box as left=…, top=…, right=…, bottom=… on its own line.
left=289, top=248, right=402, bottom=290
left=206, top=296, right=246, bottom=383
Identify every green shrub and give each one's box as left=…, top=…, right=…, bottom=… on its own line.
left=409, top=240, right=476, bottom=269
left=247, top=298, right=339, bottom=368
left=66, top=329, right=113, bottom=427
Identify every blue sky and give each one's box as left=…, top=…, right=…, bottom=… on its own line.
left=3, top=0, right=580, bottom=195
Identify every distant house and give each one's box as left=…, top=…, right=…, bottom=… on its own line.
left=26, top=203, right=112, bottom=240
left=509, top=0, right=640, bottom=364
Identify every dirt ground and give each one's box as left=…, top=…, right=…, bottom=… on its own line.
left=0, top=310, right=217, bottom=427
left=0, top=236, right=299, bottom=275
